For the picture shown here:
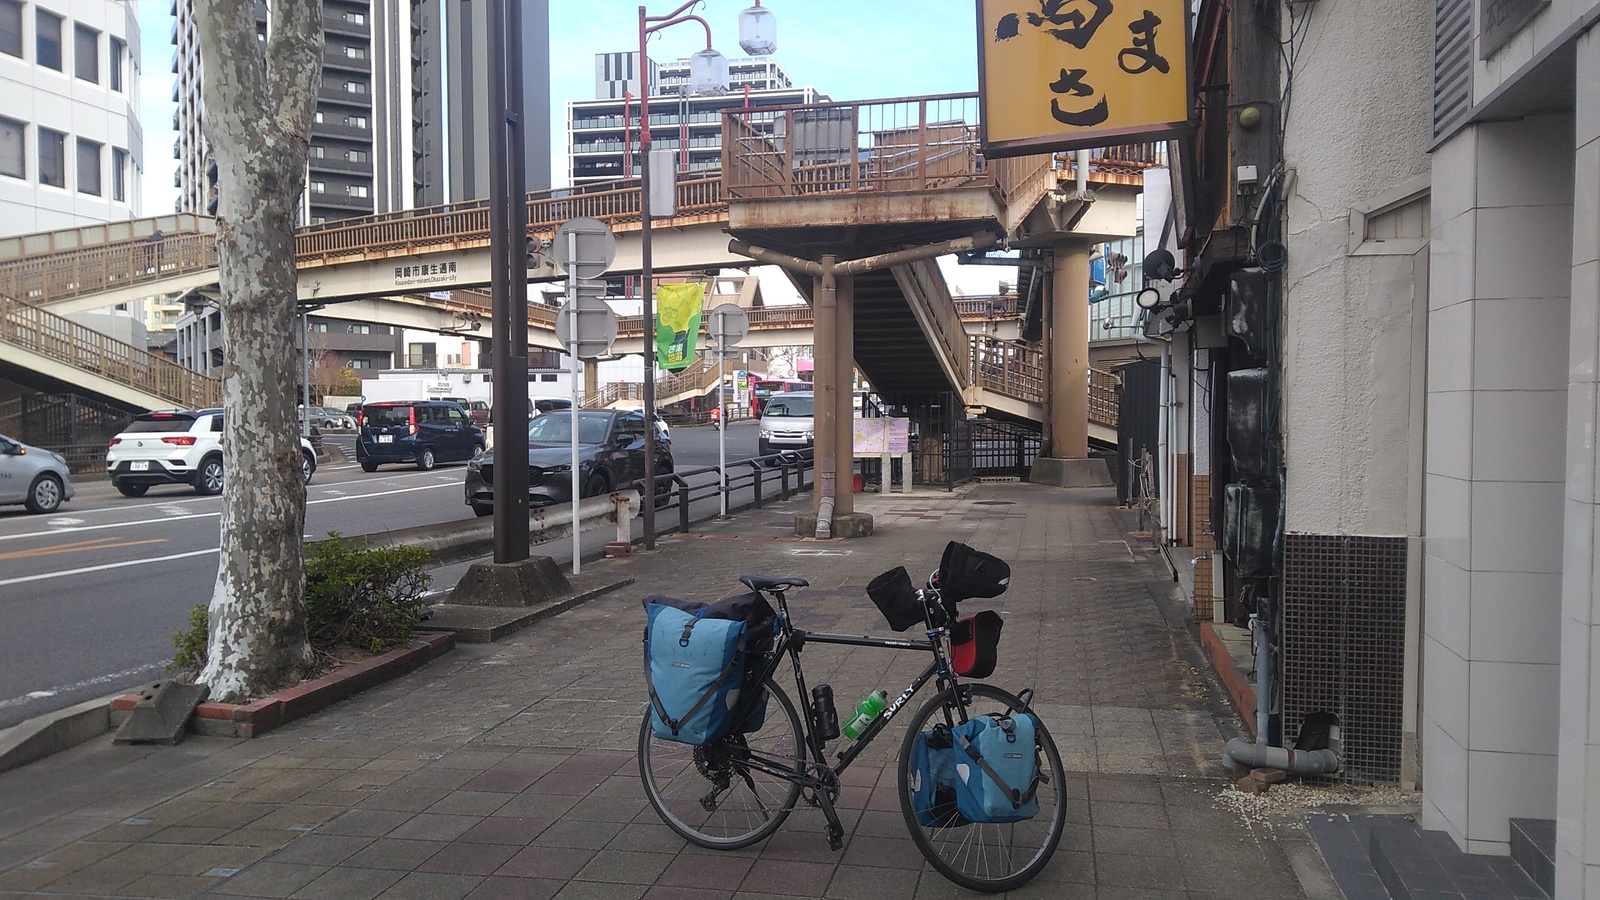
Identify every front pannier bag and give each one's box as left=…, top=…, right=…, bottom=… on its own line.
left=909, top=724, right=969, bottom=828
left=952, top=713, right=1042, bottom=823
left=643, top=596, right=748, bottom=745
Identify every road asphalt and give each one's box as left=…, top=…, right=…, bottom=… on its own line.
left=0, top=479, right=1355, bottom=899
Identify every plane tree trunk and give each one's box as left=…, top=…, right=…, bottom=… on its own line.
left=193, top=1, right=324, bottom=703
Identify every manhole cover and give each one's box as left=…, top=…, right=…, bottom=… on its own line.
left=972, top=500, right=1014, bottom=506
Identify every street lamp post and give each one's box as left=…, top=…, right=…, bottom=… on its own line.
left=639, top=1, right=724, bottom=549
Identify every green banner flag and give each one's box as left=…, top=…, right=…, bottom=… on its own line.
left=655, top=282, right=705, bottom=371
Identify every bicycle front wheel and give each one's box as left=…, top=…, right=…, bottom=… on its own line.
left=639, top=677, right=805, bottom=849
left=897, top=683, right=1067, bottom=892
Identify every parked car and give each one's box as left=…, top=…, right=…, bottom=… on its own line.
left=463, top=409, right=673, bottom=517
left=531, top=397, right=572, bottom=418
left=299, top=406, right=354, bottom=430
left=106, top=409, right=317, bottom=497
left=0, top=433, right=74, bottom=514
left=357, top=400, right=485, bottom=472
left=758, top=391, right=815, bottom=456
left=458, top=399, right=491, bottom=427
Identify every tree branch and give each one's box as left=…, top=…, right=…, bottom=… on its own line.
left=265, top=0, right=324, bottom=146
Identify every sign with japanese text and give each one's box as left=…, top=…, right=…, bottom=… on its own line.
left=977, top=0, right=1190, bottom=156
left=393, top=258, right=463, bottom=289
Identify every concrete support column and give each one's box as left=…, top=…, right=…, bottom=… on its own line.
left=811, top=258, right=838, bottom=516
left=1556, top=26, right=1600, bottom=897
left=1050, top=239, right=1090, bottom=458
left=834, top=274, right=855, bottom=516
left=583, top=358, right=598, bottom=401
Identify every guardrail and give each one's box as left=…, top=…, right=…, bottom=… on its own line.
left=641, top=449, right=815, bottom=537
left=971, top=335, right=1045, bottom=403
left=0, top=294, right=222, bottom=409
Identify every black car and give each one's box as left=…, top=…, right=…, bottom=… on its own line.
left=464, top=409, right=673, bottom=516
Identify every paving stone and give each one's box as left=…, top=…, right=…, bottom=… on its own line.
left=0, top=485, right=1351, bottom=900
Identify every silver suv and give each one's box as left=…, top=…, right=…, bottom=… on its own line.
left=107, top=409, right=316, bottom=498
left=757, top=391, right=814, bottom=456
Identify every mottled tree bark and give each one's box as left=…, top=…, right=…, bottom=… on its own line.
left=193, top=1, right=323, bottom=702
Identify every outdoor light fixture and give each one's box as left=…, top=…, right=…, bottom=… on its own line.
left=637, top=0, right=769, bottom=548
left=738, top=1, right=776, bottom=55
left=1136, top=287, right=1163, bottom=310
left=687, top=47, right=730, bottom=95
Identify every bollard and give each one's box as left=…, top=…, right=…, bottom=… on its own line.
left=779, top=459, right=791, bottom=499
left=752, top=463, right=764, bottom=509
left=614, top=491, right=636, bottom=544
left=677, top=479, right=691, bottom=533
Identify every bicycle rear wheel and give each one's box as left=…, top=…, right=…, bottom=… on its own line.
left=897, top=683, right=1067, bottom=892
left=639, top=677, right=805, bottom=849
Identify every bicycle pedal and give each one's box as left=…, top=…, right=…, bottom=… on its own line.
left=826, top=828, right=843, bottom=851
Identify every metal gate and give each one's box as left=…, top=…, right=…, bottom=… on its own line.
left=1114, top=358, right=1161, bottom=505
left=968, top=419, right=1041, bottom=478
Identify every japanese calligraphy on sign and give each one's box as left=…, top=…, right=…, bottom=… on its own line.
left=978, top=0, right=1190, bottom=157
left=392, top=259, right=461, bottom=288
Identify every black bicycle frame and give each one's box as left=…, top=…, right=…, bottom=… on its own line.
left=735, top=589, right=973, bottom=784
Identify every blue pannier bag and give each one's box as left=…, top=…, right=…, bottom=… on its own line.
left=643, top=596, right=747, bottom=745
left=909, top=724, right=969, bottom=827
left=952, top=713, right=1042, bottom=823
left=737, top=611, right=783, bottom=734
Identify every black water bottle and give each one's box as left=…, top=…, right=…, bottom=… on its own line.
left=811, top=684, right=841, bottom=741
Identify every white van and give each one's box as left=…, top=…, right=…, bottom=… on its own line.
left=758, top=391, right=814, bottom=456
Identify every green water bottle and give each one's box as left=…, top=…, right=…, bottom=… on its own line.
left=840, top=689, right=888, bottom=739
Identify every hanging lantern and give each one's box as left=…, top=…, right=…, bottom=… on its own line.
left=738, top=2, right=777, bottom=56
left=688, top=47, right=729, bottom=95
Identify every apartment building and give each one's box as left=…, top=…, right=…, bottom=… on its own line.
left=171, top=0, right=550, bottom=220
left=568, top=51, right=820, bottom=185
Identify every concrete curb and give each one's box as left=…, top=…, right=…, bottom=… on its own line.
left=111, top=633, right=455, bottom=738
left=0, top=694, right=114, bottom=774
left=423, top=575, right=635, bottom=643
left=1201, top=622, right=1258, bottom=739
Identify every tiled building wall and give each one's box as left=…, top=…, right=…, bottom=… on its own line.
left=1191, top=473, right=1214, bottom=621
left=1282, top=533, right=1407, bottom=782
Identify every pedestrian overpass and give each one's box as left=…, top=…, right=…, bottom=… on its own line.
left=0, top=93, right=1159, bottom=446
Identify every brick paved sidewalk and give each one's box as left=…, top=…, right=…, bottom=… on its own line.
left=0, top=482, right=1325, bottom=899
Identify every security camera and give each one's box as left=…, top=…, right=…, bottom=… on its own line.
left=1101, top=318, right=1115, bottom=331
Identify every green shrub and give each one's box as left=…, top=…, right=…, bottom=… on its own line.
left=168, top=533, right=432, bottom=671
left=304, top=533, right=431, bottom=655
left=171, top=602, right=209, bottom=672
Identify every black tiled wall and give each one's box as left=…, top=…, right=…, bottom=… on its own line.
left=1282, top=533, right=1407, bottom=783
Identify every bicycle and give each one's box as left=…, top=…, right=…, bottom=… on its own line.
left=637, top=546, right=1067, bottom=892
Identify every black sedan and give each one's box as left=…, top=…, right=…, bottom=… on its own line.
left=464, top=409, right=673, bottom=517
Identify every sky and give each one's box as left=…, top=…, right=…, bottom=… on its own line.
left=132, top=1, right=1007, bottom=294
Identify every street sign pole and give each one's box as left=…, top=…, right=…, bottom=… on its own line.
left=716, top=309, right=728, bottom=519
left=553, top=217, right=619, bottom=574
left=567, top=228, right=582, bottom=575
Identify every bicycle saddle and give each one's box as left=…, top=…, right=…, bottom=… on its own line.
left=740, top=573, right=810, bottom=592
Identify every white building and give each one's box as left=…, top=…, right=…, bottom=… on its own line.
left=0, top=0, right=142, bottom=235
left=568, top=52, right=821, bottom=185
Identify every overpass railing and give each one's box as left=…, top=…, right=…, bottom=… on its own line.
left=968, top=334, right=1119, bottom=430
left=0, top=294, right=222, bottom=409
left=0, top=229, right=217, bottom=309
left=723, top=93, right=992, bottom=198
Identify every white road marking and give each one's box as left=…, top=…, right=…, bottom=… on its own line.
left=0, top=548, right=219, bottom=587
left=158, top=505, right=191, bottom=517
left=45, top=518, right=85, bottom=527
left=0, top=481, right=460, bottom=543
left=0, top=662, right=164, bottom=710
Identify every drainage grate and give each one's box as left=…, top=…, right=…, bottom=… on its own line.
left=972, top=500, right=1015, bottom=505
